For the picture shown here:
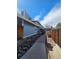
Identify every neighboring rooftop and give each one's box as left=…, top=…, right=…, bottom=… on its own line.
left=17, top=13, right=44, bottom=29
left=32, top=21, right=44, bottom=29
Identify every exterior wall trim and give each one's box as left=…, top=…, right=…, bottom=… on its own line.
left=17, top=13, right=43, bottom=29
left=23, top=33, right=37, bottom=39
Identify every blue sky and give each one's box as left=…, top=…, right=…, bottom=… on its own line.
left=17, top=0, right=61, bottom=27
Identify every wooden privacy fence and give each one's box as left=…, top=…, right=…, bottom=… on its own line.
left=52, top=29, right=61, bottom=47
left=46, top=28, right=61, bottom=47
left=17, top=26, right=23, bottom=40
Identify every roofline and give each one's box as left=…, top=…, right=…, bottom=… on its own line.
left=17, top=13, right=43, bottom=29
left=32, top=21, right=44, bottom=28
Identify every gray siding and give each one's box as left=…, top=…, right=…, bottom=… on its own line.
left=23, top=21, right=39, bottom=38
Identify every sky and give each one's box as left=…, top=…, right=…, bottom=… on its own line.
left=17, top=0, right=61, bottom=27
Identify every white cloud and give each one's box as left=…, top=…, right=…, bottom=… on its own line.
left=33, top=10, right=44, bottom=21
left=40, top=4, right=61, bottom=27
left=17, top=8, right=21, bottom=14
left=34, top=15, right=41, bottom=21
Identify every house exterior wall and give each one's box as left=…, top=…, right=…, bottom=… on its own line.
left=17, top=17, right=22, bottom=26
left=17, top=16, right=42, bottom=40
left=23, top=21, right=39, bottom=38
left=17, top=17, right=23, bottom=40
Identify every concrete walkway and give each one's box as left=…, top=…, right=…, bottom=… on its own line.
left=20, top=34, right=61, bottom=59
left=20, top=35, right=47, bottom=59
